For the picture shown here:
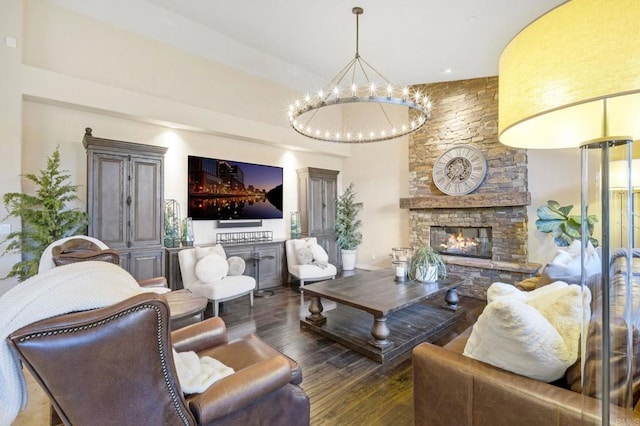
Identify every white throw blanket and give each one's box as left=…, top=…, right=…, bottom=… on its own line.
left=0, top=261, right=231, bottom=426
left=172, top=349, right=234, bottom=394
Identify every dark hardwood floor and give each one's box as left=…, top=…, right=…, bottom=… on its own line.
left=13, top=271, right=485, bottom=426
left=219, top=274, right=486, bottom=426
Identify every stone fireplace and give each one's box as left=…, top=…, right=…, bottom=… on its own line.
left=400, top=77, right=541, bottom=299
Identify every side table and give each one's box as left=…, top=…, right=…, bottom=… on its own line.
left=252, top=253, right=275, bottom=297
left=165, top=289, right=209, bottom=330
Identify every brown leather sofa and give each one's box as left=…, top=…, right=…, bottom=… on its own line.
left=9, top=292, right=310, bottom=425
left=413, top=251, right=640, bottom=426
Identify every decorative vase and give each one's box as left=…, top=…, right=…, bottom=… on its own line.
left=181, top=217, right=194, bottom=246
left=290, top=211, right=301, bottom=239
left=341, top=249, right=357, bottom=271
left=164, top=199, right=181, bottom=248
left=415, top=265, right=438, bottom=283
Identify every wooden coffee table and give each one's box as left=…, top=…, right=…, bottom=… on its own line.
left=300, top=269, right=464, bottom=363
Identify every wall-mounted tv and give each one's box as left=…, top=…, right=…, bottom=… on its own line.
left=187, top=155, right=283, bottom=220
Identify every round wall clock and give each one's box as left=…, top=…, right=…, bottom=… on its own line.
left=432, top=145, right=487, bottom=196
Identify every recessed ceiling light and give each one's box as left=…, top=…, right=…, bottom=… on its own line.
left=443, top=68, right=453, bottom=74
left=468, top=16, right=479, bottom=23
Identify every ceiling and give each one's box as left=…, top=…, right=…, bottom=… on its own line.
left=51, top=0, right=565, bottom=92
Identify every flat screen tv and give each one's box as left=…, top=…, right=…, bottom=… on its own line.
left=187, top=155, right=283, bottom=220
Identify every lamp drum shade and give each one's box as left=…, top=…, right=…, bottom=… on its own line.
left=498, top=0, right=640, bottom=149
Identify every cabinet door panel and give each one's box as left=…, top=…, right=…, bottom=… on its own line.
left=126, top=249, right=165, bottom=281
left=90, top=153, right=128, bottom=248
left=308, top=177, right=326, bottom=234
left=323, top=180, right=337, bottom=233
left=130, top=157, right=163, bottom=247
left=252, top=245, right=281, bottom=289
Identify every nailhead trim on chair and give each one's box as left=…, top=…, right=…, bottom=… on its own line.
left=17, top=303, right=192, bottom=426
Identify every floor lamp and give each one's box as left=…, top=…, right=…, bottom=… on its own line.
left=609, top=160, right=640, bottom=248
left=498, top=1, right=640, bottom=424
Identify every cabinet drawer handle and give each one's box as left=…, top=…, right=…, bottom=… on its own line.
left=136, top=256, right=156, bottom=261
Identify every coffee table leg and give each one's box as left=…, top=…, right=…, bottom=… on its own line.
left=306, top=296, right=327, bottom=325
left=370, top=316, right=392, bottom=348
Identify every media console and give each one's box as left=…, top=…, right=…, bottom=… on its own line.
left=165, top=240, right=287, bottom=291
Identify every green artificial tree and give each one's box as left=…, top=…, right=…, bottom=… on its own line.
left=335, top=182, right=363, bottom=251
left=2, top=146, right=88, bottom=281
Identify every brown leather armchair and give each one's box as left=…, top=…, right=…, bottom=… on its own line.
left=40, top=236, right=168, bottom=289
left=8, top=292, right=310, bottom=425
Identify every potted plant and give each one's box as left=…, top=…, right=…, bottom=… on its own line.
left=535, top=199, right=598, bottom=247
left=2, top=146, right=88, bottom=281
left=335, top=182, right=363, bottom=271
left=409, top=245, right=447, bottom=283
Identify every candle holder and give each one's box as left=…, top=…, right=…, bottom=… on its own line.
left=391, top=247, right=411, bottom=282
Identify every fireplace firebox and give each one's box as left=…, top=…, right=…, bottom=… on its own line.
left=430, top=226, right=492, bottom=259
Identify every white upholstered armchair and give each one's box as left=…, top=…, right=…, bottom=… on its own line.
left=285, top=237, right=337, bottom=304
left=178, top=245, right=255, bottom=316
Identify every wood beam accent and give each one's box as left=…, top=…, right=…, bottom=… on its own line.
left=399, top=192, right=531, bottom=209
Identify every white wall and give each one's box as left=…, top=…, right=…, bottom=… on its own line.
left=22, top=100, right=346, bottom=241
left=527, top=148, right=582, bottom=264
left=0, top=0, right=584, bottom=296
left=0, top=0, right=23, bottom=295
left=341, top=138, right=411, bottom=270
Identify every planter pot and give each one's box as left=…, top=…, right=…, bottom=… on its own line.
left=341, top=249, right=357, bottom=271
left=415, top=265, right=438, bottom=283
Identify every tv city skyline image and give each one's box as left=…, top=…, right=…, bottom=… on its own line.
left=187, top=156, right=283, bottom=220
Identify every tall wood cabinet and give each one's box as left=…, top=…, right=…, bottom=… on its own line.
left=297, top=167, right=340, bottom=266
left=83, top=128, right=167, bottom=280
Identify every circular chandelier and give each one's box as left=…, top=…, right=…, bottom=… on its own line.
left=287, top=7, right=432, bottom=143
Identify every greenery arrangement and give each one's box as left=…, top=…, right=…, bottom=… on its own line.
left=181, top=217, right=194, bottom=246
left=535, top=199, right=598, bottom=247
left=2, top=146, right=88, bottom=281
left=409, top=245, right=447, bottom=282
left=335, top=182, right=363, bottom=251
left=164, top=199, right=181, bottom=248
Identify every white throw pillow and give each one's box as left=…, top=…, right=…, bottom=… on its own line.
left=226, top=256, right=246, bottom=276
left=195, top=245, right=226, bottom=260
left=463, top=281, right=590, bottom=382
left=486, top=282, right=526, bottom=304
left=195, top=253, right=229, bottom=283
left=309, top=243, right=329, bottom=263
left=296, top=247, right=313, bottom=265
left=539, top=241, right=600, bottom=286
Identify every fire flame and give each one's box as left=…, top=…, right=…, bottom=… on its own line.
left=440, top=232, right=478, bottom=251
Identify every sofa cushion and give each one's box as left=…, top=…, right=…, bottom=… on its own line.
left=464, top=282, right=590, bottom=382
left=195, top=254, right=229, bottom=283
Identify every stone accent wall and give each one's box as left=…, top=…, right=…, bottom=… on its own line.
left=405, top=77, right=533, bottom=299
left=409, top=77, right=527, bottom=198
